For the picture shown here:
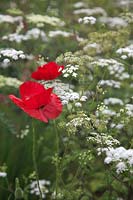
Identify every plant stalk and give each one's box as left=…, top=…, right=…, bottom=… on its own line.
left=54, top=120, right=59, bottom=197
left=32, top=121, right=43, bottom=200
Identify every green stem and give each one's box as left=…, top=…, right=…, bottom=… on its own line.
left=54, top=120, right=59, bottom=197
left=7, top=194, right=13, bottom=200
left=32, top=121, right=43, bottom=200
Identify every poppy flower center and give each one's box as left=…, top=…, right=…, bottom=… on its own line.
left=39, top=105, right=45, bottom=109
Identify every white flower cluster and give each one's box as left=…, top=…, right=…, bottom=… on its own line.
left=120, top=12, right=133, bottom=24
left=16, top=125, right=30, bottom=139
left=0, top=48, right=34, bottom=68
left=0, top=14, right=23, bottom=24
left=51, top=191, right=64, bottom=199
left=0, top=172, right=7, bottom=178
left=104, top=98, right=124, bottom=106
left=125, top=104, right=133, bottom=117
left=41, top=80, right=81, bottom=105
left=91, top=58, right=129, bottom=80
left=110, top=123, right=124, bottom=130
left=2, top=28, right=47, bottom=43
left=68, top=92, right=80, bottom=101
left=73, top=2, right=87, bottom=9
left=98, top=80, right=121, bottom=88
left=26, top=14, right=65, bottom=27
left=130, top=83, right=133, bottom=88
left=116, top=44, right=133, bottom=59
left=87, top=132, right=120, bottom=147
left=117, top=198, right=124, bottom=200
left=99, top=147, right=133, bottom=174
left=116, top=0, right=133, bottom=7
left=66, top=114, right=90, bottom=128
left=30, top=179, right=50, bottom=199
left=96, top=105, right=116, bottom=116
left=73, top=7, right=107, bottom=17
left=0, top=75, right=22, bottom=88
left=48, top=30, right=72, bottom=38
left=62, top=64, right=79, bottom=78
left=78, top=16, right=96, bottom=24
left=0, top=48, right=26, bottom=60
left=100, top=108, right=116, bottom=116
left=66, top=93, right=87, bottom=106
left=91, top=58, right=120, bottom=67
left=83, top=43, right=101, bottom=53
left=99, top=17, right=128, bottom=28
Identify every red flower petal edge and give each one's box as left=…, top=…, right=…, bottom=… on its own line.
left=31, top=62, right=64, bottom=80
left=9, top=81, right=63, bottom=122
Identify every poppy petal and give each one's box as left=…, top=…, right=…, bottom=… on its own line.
left=42, top=93, right=63, bottom=120
left=24, top=87, right=53, bottom=109
left=9, top=81, right=63, bottom=122
left=9, top=95, right=24, bottom=108
left=9, top=95, right=48, bottom=122
left=31, top=62, right=64, bottom=81
left=20, top=81, right=46, bottom=100
left=24, top=108, right=48, bottom=123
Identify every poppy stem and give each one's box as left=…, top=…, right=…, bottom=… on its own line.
left=32, top=120, right=43, bottom=200
left=54, top=120, right=60, bottom=197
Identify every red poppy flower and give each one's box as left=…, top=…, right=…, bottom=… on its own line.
left=9, top=81, right=62, bottom=123
left=31, top=62, right=64, bottom=80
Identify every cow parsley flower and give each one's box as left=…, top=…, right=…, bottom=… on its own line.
left=0, top=75, right=22, bottom=88
left=125, top=104, right=133, bottom=117
left=62, top=64, right=79, bottom=78
left=0, top=14, right=22, bottom=24
left=91, top=58, right=129, bottom=80
left=0, top=172, right=7, bottom=178
left=87, top=132, right=120, bottom=147
left=48, top=30, right=72, bottom=38
left=116, top=44, right=133, bottom=59
left=73, top=7, right=107, bottom=17
left=26, top=14, right=65, bottom=27
left=98, top=80, right=121, bottom=88
left=116, top=162, right=127, bottom=174
left=104, top=98, right=124, bottom=106
left=40, top=80, right=80, bottom=105
left=0, top=48, right=34, bottom=68
left=80, top=95, right=88, bottom=102
left=99, top=17, right=128, bottom=28
left=78, top=16, right=96, bottom=24
left=66, top=114, right=91, bottom=135
left=73, top=2, right=87, bottom=9
left=110, top=123, right=124, bottom=130
left=99, top=147, right=133, bottom=174
left=2, top=28, right=47, bottom=43
left=30, top=179, right=50, bottom=199
left=75, top=102, right=82, bottom=107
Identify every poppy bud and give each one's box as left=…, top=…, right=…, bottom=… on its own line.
left=14, top=178, right=24, bottom=199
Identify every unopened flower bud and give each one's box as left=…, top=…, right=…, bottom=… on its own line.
left=14, top=178, right=24, bottom=199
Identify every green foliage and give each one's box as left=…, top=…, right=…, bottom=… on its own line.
left=0, top=0, right=133, bottom=199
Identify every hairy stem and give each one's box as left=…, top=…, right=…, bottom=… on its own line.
left=32, top=121, right=43, bottom=200
left=54, top=120, right=60, bottom=197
